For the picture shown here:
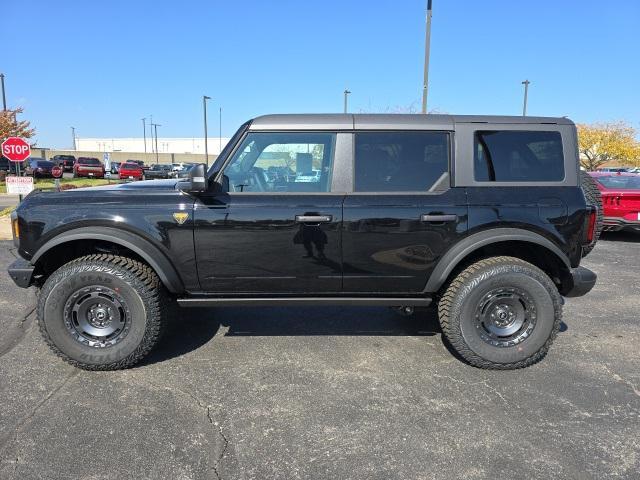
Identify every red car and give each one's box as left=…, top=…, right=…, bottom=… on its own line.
left=589, top=172, right=640, bottom=232
left=118, top=161, right=144, bottom=180
left=73, top=157, right=105, bottom=178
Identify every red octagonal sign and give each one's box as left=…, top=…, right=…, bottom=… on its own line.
left=1, top=137, right=31, bottom=162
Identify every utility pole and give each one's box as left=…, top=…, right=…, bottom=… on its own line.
left=421, top=0, right=433, bottom=114
left=151, top=123, right=161, bottom=164
left=343, top=89, right=351, bottom=113
left=71, top=127, right=76, bottom=150
left=149, top=114, right=153, bottom=153
left=203, top=95, right=211, bottom=167
left=0, top=73, right=6, bottom=110
left=219, top=107, right=222, bottom=153
left=142, top=118, right=147, bottom=152
left=521, top=79, right=530, bottom=116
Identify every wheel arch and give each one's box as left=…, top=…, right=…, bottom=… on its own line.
left=424, top=228, right=572, bottom=294
left=31, top=226, right=184, bottom=294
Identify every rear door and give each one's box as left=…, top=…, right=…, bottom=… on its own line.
left=342, top=130, right=468, bottom=293
left=194, top=131, right=345, bottom=293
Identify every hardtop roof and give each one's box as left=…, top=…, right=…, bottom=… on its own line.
left=249, top=113, right=574, bottom=131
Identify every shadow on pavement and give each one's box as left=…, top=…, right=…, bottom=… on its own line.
left=139, top=306, right=440, bottom=366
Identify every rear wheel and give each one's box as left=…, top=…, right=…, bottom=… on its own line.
left=580, top=170, right=603, bottom=256
left=37, top=254, right=168, bottom=370
left=438, top=256, right=562, bottom=369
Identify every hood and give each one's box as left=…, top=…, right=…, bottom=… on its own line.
left=75, top=179, right=179, bottom=191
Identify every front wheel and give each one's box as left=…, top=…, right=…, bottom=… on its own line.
left=438, top=256, right=562, bottom=369
left=37, top=254, right=169, bottom=370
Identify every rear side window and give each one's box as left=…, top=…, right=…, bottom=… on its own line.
left=354, top=132, right=449, bottom=192
left=474, top=131, right=564, bottom=182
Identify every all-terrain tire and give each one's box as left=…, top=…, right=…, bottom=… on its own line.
left=438, top=256, right=562, bottom=370
left=580, top=170, right=603, bottom=257
left=37, top=254, right=168, bottom=370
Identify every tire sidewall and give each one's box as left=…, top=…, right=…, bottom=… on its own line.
left=456, top=266, right=557, bottom=365
left=41, top=266, right=148, bottom=367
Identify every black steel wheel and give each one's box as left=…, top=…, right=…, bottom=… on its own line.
left=438, top=256, right=562, bottom=369
left=473, top=287, right=537, bottom=347
left=37, top=254, right=169, bottom=370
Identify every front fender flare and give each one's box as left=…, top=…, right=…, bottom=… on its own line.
left=31, top=226, right=184, bottom=294
left=423, top=228, right=571, bottom=293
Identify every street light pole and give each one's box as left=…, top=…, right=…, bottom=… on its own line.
left=151, top=123, right=161, bottom=164
left=203, top=95, right=211, bottom=167
left=521, top=79, right=531, bottom=116
left=142, top=118, right=147, bottom=153
left=219, top=107, right=222, bottom=153
left=343, top=89, right=351, bottom=113
left=149, top=114, right=153, bottom=154
left=71, top=127, right=76, bottom=150
left=0, top=73, right=6, bottom=111
left=421, top=0, right=433, bottom=114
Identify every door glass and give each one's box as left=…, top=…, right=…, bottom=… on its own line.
left=354, top=132, right=449, bottom=192
left=223, top=132, right=335, bottom=192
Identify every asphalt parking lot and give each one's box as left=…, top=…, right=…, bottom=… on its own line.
left=0, top=234, right=638, bottom=480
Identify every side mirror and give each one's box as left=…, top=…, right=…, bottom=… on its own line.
left=181, top=163, right=207, bottom=192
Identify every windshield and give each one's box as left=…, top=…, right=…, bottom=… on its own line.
left=595, top=175, right=640, bottom=190
left=36, top=161, right=54, bottom=167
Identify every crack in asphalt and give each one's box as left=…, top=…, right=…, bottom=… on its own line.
left=602, top=364, right=640, bottom=398
left=0, top=306, right=36, bottom=360
left=132, top=377, right=230, bottom=480
left=0, top=370, right=79, bottom=470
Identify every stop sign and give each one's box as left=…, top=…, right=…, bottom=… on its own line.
left=1, top=137, right=31, bottom=162
left=52, top=165, right=63, bottom=178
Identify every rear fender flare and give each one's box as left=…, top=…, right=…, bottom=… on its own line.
left=423, top=228, right=571, bottom=293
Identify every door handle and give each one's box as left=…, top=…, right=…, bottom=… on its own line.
left=420, top=214, right=458, bottom=223
left=295, top=215, right=333, bottom=224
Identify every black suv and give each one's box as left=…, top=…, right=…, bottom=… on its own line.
left=7, top=114, right=601, bottom=371
left=52, top=154, right=76, bottom=172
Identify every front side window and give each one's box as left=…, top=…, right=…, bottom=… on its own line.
left=222, top=132, right=335, bottom=193
left=475, top=131, right=565, bottom=182
left=354, top=132, right=449, bottom=192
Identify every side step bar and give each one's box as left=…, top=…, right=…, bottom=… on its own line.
left=177, top=297, right=433, bottom=308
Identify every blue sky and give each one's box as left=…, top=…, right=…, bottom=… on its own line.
left=2, top=0, right=639, bottom=148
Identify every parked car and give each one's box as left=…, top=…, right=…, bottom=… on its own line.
left=589, top=172, right=640, bottom=232
left=145, top=163, right=174, bottom=179
left=128, top=160, right=150, bottom=172
left=110, top=162, right=121, bottom=174
left=73, top=157, right=105, bottom=178
left=24, top=158, right=55, bottom=178
left=52, top=155, right=76, bottom=172
left=8, top=114, right=602, bottom=371
left=118, top=161, right=144, bottom=180
left=597, top=167, right=629, bottom=173
left=0, top=156, right=22, bottom=175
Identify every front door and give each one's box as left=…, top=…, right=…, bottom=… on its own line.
left=341, top=131, right=468, bottom=293
left=194, top=131, right=343, bottom=293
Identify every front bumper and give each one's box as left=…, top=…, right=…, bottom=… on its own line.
left=563, top=266, right=597, bottom=298
left=8, top=258, right=35, bottom=288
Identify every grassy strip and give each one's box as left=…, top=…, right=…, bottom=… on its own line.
left=0, top=206, right=15, bottom=217
left=0, top=177, right=124, bottom=193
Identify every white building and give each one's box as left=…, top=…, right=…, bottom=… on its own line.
left=76, top=137, right=231, bottom=155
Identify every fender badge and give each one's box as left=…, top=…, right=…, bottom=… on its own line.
left=173, top=212, right=189, bottom=225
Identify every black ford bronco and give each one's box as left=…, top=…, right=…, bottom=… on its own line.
left=7, top=114, right=602, bottom=370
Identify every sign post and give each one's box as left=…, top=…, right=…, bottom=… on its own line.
left=1, top=137, right=31, bottom=202
left=103, top=152, right=111, bottom=183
